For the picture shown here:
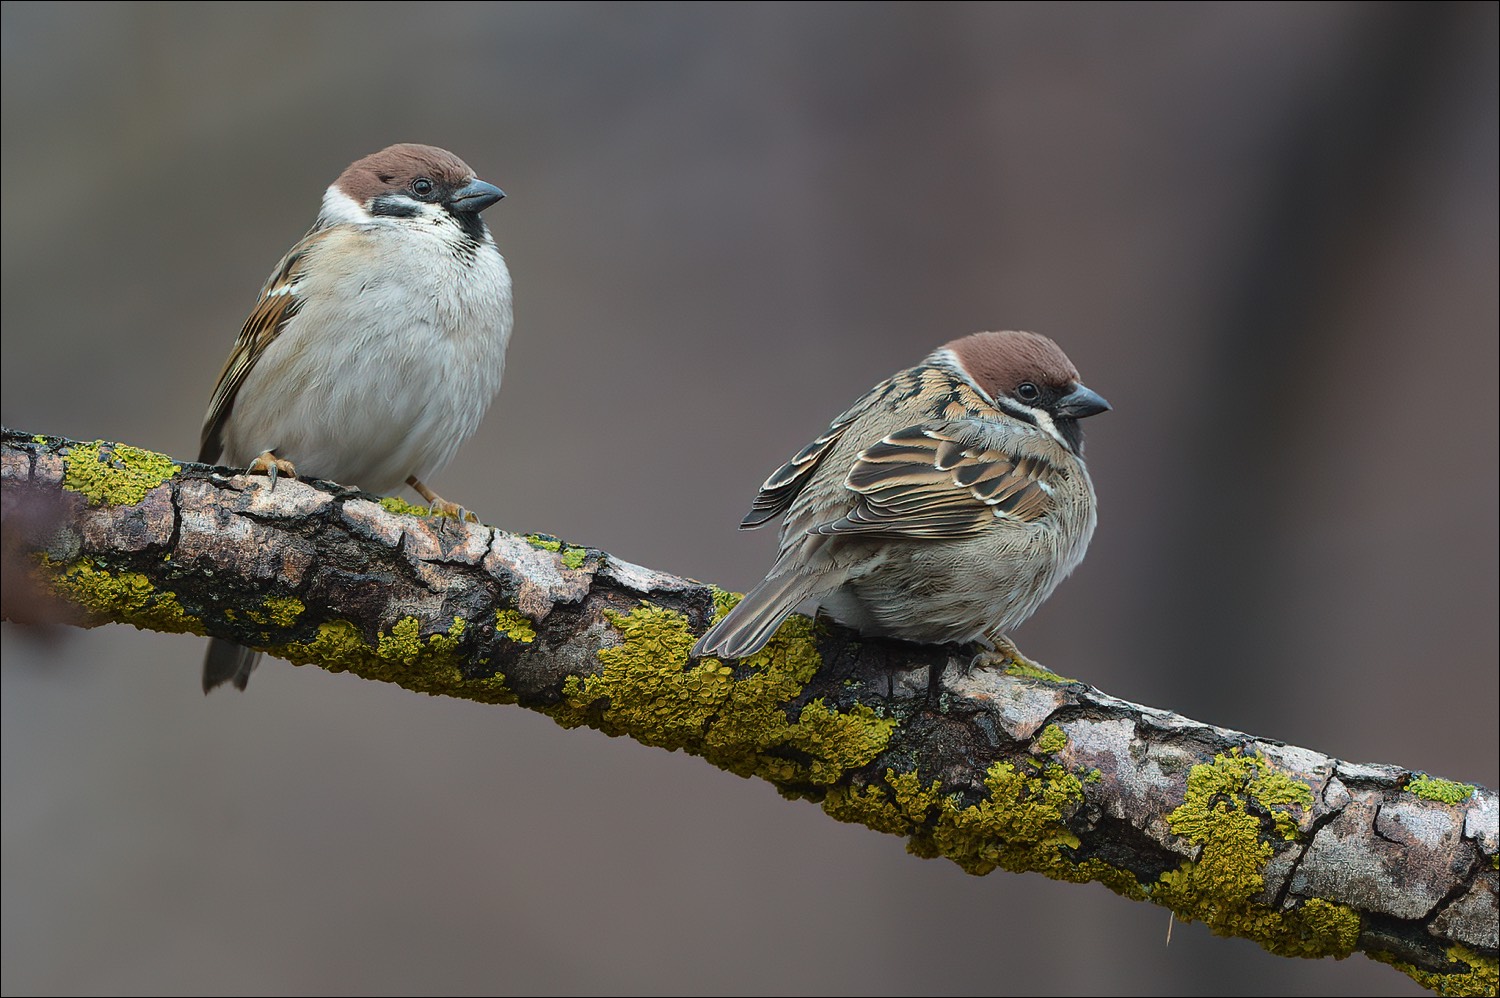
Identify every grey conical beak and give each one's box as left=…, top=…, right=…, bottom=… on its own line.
left=1054, top=383, right=1111, bottom=419
left=448, top=179, right=505, bottom=214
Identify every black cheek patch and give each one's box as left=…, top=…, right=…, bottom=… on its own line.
left=370, top=195, right=420, bottom=218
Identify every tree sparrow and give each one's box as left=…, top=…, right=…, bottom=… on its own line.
left=199, top=143, right=512, bottom=692
left=692, top=330, right=1109, bottom=664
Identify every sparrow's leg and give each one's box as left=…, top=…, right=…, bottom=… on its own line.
left=406, top=476, right=478, bottom=523
left=927, top=657, right=947, bottom=701
left=246, top=450, right=297, bottom=490
left=969, top=632, right=1057, bottom=676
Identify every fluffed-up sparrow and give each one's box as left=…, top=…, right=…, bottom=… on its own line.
left=692, top=330, right=1109, bottom=665
left=199, top=143, right=513, bottom=692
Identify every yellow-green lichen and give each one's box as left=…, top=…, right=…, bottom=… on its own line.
left=460, top=671, right=518, bottom=703
left=232, top=596, right=305, bottom=629
left=1275, top=898, right=1363, bottom=960
left=1003, top=658, right=1076, bottom=684
left=379, top=496, right=433, bottom=517
left=496, top=609, right=536, bottom=643
left=1373, top=944, right=1500, bottom=997
left=1406, top=775, right=1475, bottom=805
left=45, top=559, right=203, bottom=635
left=559, top=603, right=894, bottom=790
left=830, top=763, right=1088, bottom=875
left=1035, top=723, right=1068, bottom=755
left=525, top=533, right=586, bottom=569
left=822, top=753, right=1150, bottom=900
left=1251, top=767, right=1316, bottom=841
left=1168, top=749, right=1312, bottom=845
left=919, top=760, right=1084, bottom=875
left=376, top=615, right=463, bottom=664
left=1151, top=750, right=1356, bottom=960
left=824, top=768, right=944, bottom=835
left=709, top=585, right=741, bottom=618
left=278, top=615, right=515, bottom=704
left=61, top=441, right=180, bottom=506
left=1079, top=857, right=1152, bottom=901
left=263, top=597, right=304, bottom=628
left=526, top=533, right=562, bottom=552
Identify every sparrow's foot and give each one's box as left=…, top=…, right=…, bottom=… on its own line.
left=406, top=476, right=478, bottom=523
left=247, top=451, right=297, bottom=490
left=970, top=633, right=1056, bottom=676
left=927, top=658, right=947, bottom=701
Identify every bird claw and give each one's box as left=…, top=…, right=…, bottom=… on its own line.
left=406, top=476, right=478, bottom=522
left=247, top=451, right=297, bottom=490
left=428, top=497, right=478, bottom=523
left=970, top=634, right=1054, bottom=676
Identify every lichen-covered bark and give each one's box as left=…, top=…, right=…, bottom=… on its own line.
left=2, top=428, right=1495, bottom=995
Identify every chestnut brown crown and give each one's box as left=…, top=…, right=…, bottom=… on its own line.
left=944, top=330, right=1109, bottom=454
left=334, top=143, right=479, bottom=204
left=945, top=330, right=1082, bottom=403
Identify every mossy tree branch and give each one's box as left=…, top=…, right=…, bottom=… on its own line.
left=2, top=428, right=1495, bottom=995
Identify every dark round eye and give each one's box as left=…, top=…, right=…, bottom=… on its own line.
left=1015, top=382, right=1041, bottom=403
left=411, top=177, right=436, bottom=198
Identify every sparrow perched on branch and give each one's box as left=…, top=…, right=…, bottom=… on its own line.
left=692, top=330, right=1109, bottom=664
left=199, top=143, right=513, bottom=692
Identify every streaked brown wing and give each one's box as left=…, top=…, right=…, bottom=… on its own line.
left=740, top=373, right=900, bottom=528
left=811, top=421, right=1061, bottom=539
left=198, top=233, right=320, bottom=464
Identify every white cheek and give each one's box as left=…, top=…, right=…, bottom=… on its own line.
left=318, top=185, right=368, bottom=226
left=1031, top=409, right=1067, bottom=447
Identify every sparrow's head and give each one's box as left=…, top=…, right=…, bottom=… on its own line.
left=944, top=330, right=1111, bottom=455
left=323, top=143, right=504, bottom=240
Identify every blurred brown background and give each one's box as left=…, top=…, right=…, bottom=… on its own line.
left=2, top=3, right=1495, bottom=995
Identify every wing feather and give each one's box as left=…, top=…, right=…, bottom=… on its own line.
left=740, top=373, right=902, bottom=528
left=198, top=231, right=325, bottom=464
left=811, top=422, right=1065, bottom=539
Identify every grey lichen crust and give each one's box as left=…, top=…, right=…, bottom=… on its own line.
left=2, top=428, right=1496, bottom=996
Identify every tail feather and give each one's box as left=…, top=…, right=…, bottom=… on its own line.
left=203, top=639, right=259, bottom=693
left=692, top=571, right=828, bottom=660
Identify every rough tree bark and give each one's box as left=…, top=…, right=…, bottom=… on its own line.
left=2, top=429, right=1495, bottom=995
